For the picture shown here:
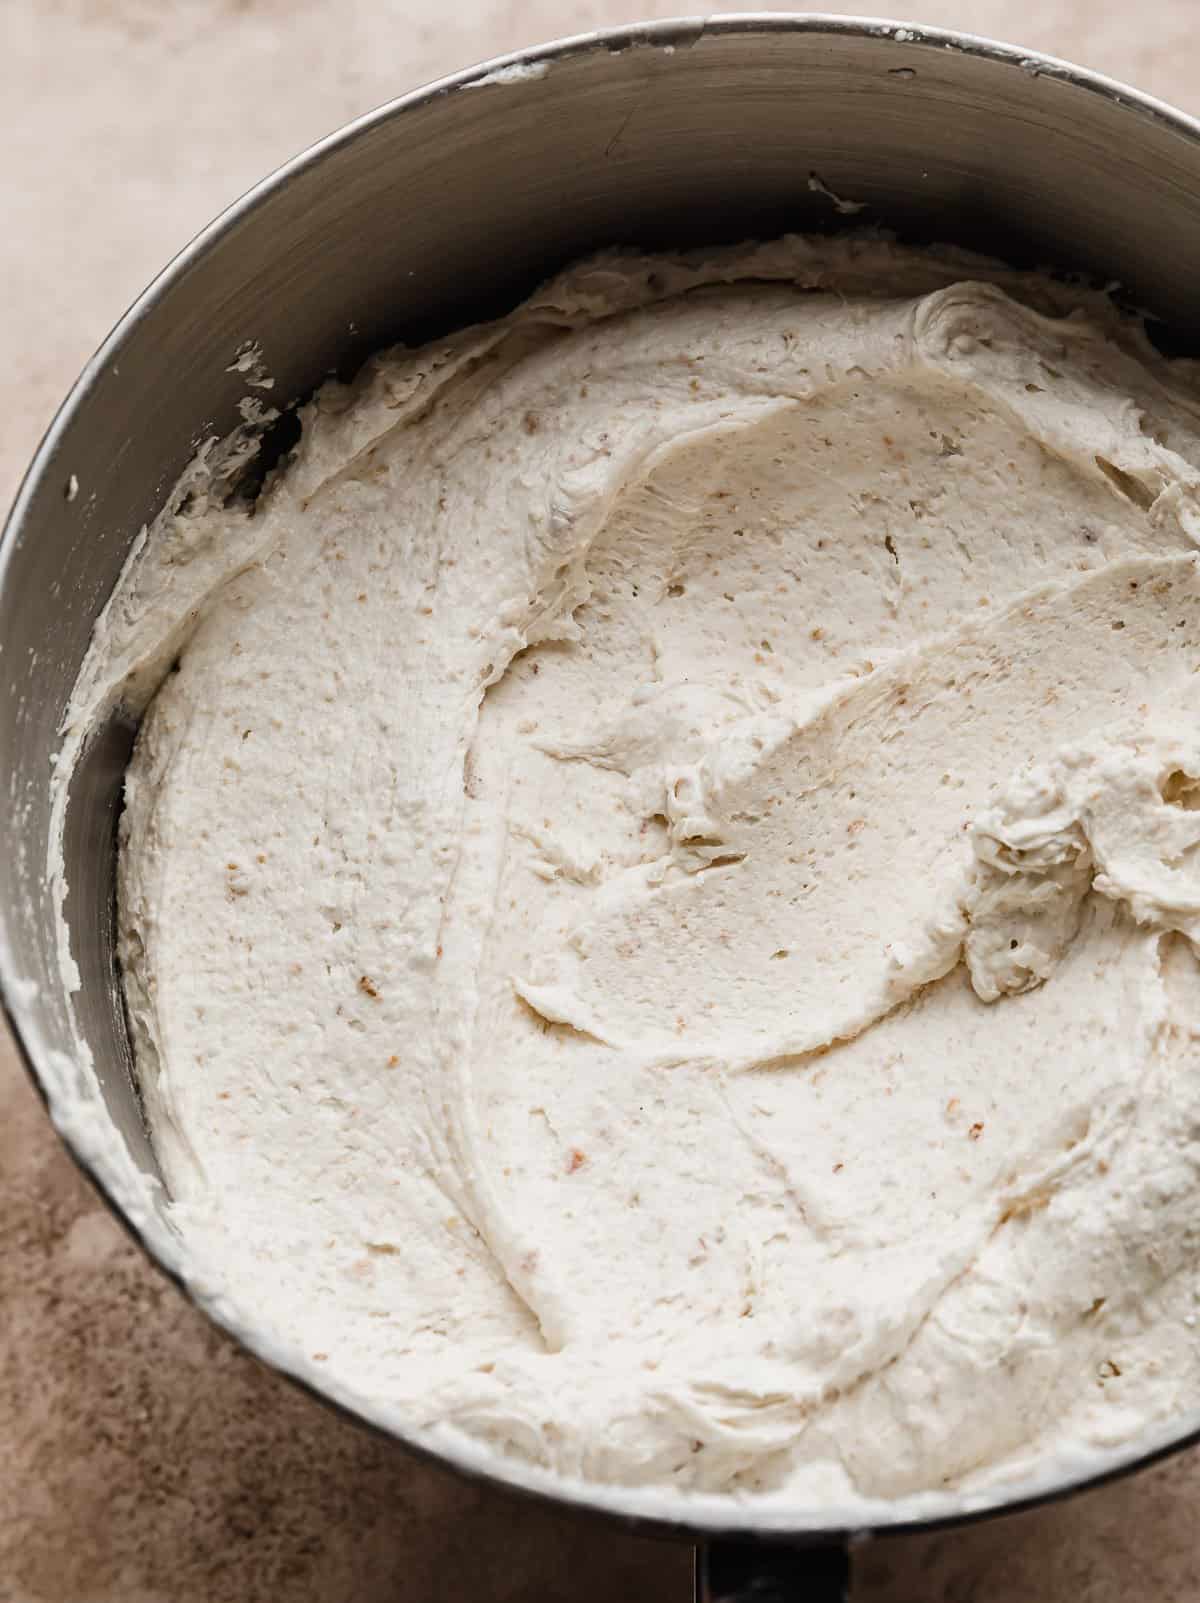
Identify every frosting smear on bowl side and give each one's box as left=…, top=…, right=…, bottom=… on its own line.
left=56, top=236, right=1200, bottom=1512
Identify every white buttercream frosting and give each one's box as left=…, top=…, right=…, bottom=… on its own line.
left=56, top=235, right=1200, bottom=1512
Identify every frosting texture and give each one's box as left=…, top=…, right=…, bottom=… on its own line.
left=61, top=237, right=1200, bottom=1511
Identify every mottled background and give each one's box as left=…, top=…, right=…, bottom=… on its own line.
left=4, top=3, right=1200, bottom=1599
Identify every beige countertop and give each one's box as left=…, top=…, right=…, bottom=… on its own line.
left=5, top=3, right=1200, bottom=1598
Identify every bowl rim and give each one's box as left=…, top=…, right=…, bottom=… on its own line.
left=7, top=10, right=1200, bottom=1547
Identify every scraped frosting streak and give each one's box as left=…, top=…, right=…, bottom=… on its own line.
left=65, top=239, right=1200, bottom=1510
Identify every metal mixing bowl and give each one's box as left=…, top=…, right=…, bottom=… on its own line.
left=7, top=15, right=1200, bottom=1599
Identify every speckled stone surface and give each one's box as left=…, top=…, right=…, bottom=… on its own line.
left=6, top=4, right=1200, bottom=1599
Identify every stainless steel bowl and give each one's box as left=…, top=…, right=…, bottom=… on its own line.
left=7, top=15, right=1200, bottom=1599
